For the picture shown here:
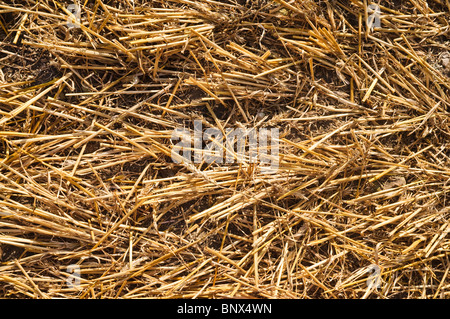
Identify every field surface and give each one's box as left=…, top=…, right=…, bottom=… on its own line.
left=0, top=0, right=449, bottom=298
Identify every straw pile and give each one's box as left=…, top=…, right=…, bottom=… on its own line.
left=0, top=0, right=449, bottom=299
